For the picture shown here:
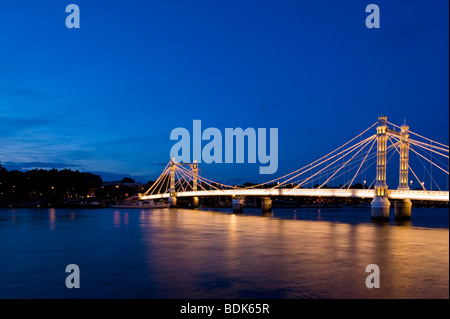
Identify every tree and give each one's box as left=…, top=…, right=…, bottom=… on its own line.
left=120, top=177, right=135, bottom=184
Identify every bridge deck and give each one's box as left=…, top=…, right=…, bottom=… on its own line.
left=142, top=189, right=449, bottom=202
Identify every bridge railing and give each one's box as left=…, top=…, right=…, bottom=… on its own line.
left=141, top=188, right=449, bottom=202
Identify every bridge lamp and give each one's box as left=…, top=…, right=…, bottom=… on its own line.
left=410, top=180, right=413, bottom=187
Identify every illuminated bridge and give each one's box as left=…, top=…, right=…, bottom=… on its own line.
left=141, top=116, right=449, bottom=220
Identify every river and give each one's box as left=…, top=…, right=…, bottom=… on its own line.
left=0, top=207, right=448, bottom=298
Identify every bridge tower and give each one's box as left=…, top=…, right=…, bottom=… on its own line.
left=371, top=116, right=391, bottom=220
left=168, top=158, right=177, bottom=207
left=394, top=122, right=412, bottom=220
left=398, top=123, right=410, bottom=190
left=192, top=160, right=199, bottom=208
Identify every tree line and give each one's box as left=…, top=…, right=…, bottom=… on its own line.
left=0, top=165, right=155, bottom=202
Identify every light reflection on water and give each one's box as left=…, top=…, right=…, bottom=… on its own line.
left=0, top=207, right=448, bottom=299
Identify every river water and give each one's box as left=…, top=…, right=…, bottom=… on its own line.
left=0, top=207, right=448, bottom=299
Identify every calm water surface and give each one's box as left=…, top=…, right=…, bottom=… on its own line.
left=0, top=207, right=448, bottom=298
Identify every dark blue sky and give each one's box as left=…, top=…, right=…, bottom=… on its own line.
left=0, top=0, right=448, bottom=186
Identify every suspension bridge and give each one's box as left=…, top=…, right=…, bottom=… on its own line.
left=140, top=116, right=449, bottom=220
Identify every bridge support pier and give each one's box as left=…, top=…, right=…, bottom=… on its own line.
left=394, top=199, right=412, bottom=221
left=192, top=196, right=199, bottom=208
left=232, top=197, right=244, bottom=214
left=261, top=197, right=272, bottom=213
left=371, top=197, right=390, bottom=220
left=168, top=196, right=177, bottom=208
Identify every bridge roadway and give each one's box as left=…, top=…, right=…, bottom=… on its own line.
left=142, top=188, right=449, bottom=202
